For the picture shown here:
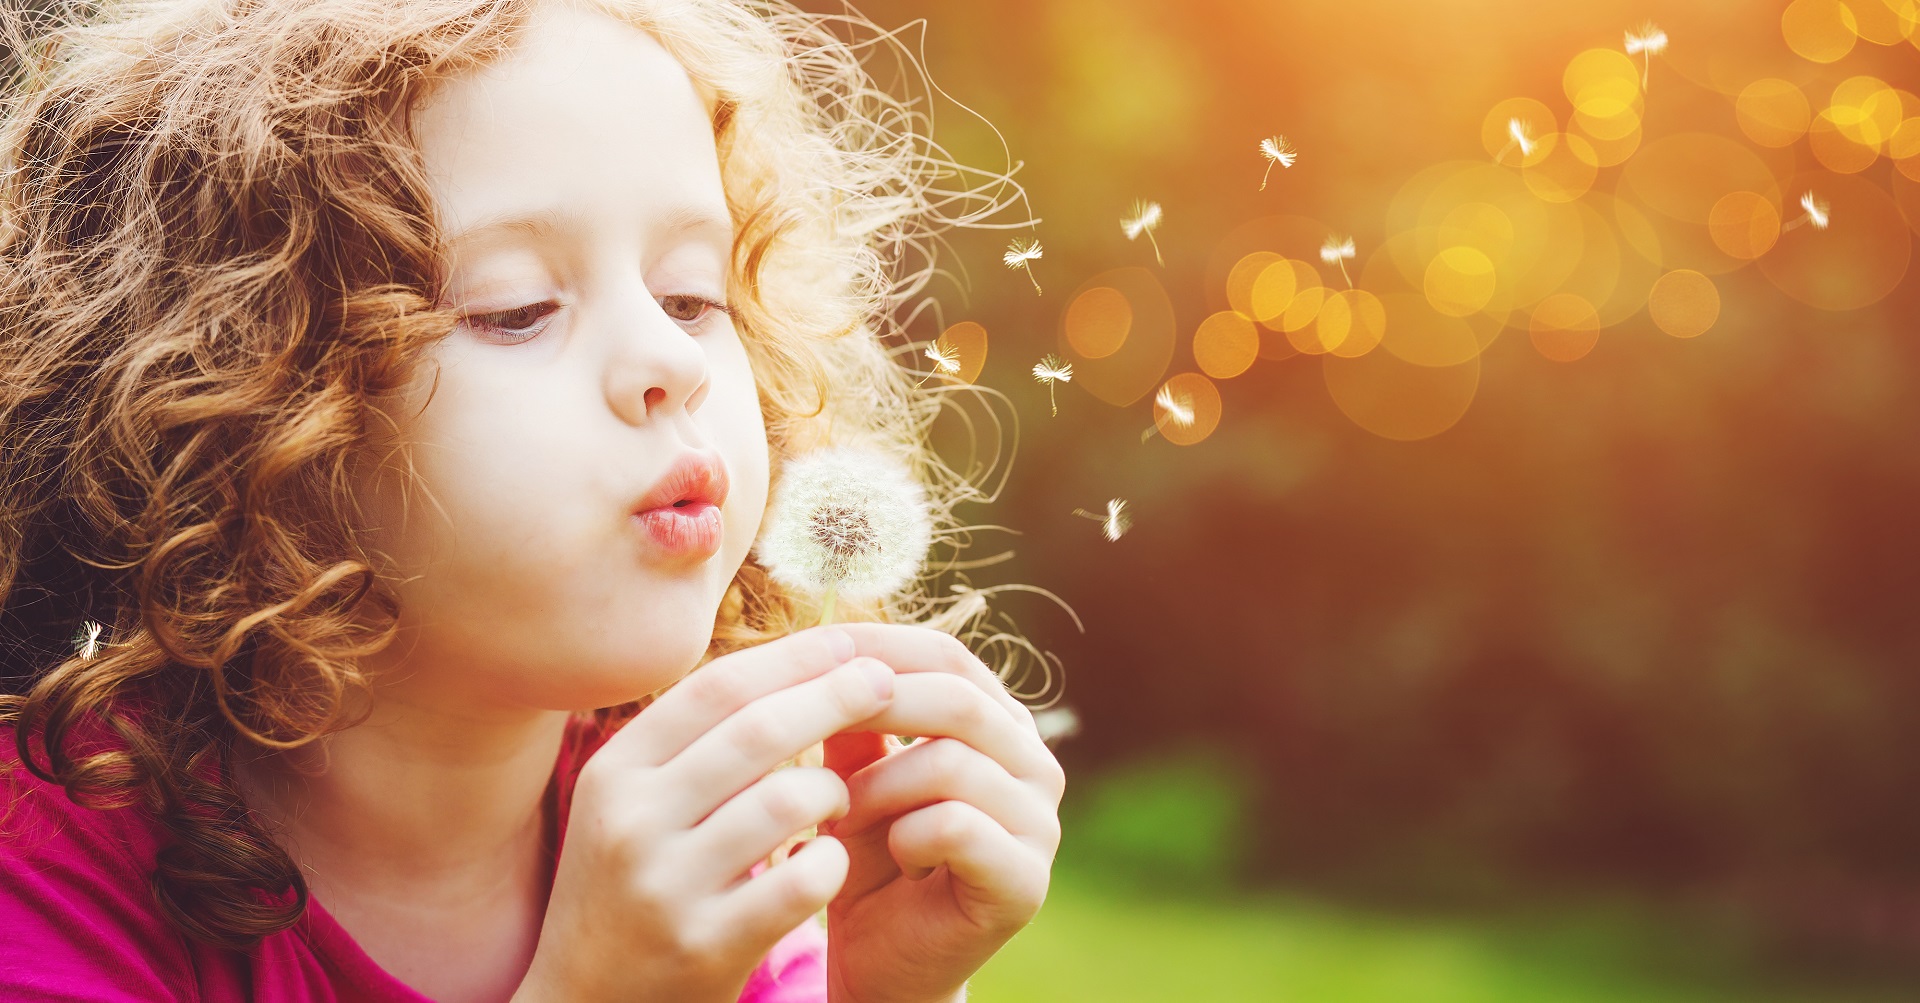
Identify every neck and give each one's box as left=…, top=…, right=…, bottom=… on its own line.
left=235, top=682, right=573, bottom=902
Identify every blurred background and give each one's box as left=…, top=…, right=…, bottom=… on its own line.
left=794, top=0, right=1920, bottom=999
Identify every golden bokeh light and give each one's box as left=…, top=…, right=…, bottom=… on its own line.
left=1192, top=310, right=1260, bottom=379
left=1225, top=251, right=1282, bottom=319
left=1736, top=78, right=1812, bottom=147
left=1609, top=195, right=1665, bottom=265
left=1570, top=112, right=1643, bottom=167
left=936, top=321, right=989, bottom=385
left=1621, top=134, right=1782, bottom=223
left=1279, top=285, right=1328, bottom=346
left=1809, top=110, right=1880, bottom=173
left=1423, top=245, right=1498, bottom=316
left=1529, top=293, right=1601, bottom=363
left=1707, top=191, right=1783, bottom=260
left=1522, top=132, right=1599, bottom=202
left=1582, top=196, right=1664, bottom=326
left=1507, top=198, right=1589, bottom=309
left=1555, top=202, right=1638, bottom=323
left=1319, top=289, right=1387, bottom=359
left=1828, top=76, right=1902, bottom=147
left=1249, top=260, right=1300, bottom=325
left=1893, top=170, right=1920, bottom=236
left=1438, top=202, right=1515, bottom=262
left=1647, top=270, right=1721, bottom=339
left=1059, top=268, right=1175, bottom=407
left=1377, top=292, right=1484, bottom=368
left=1064, top=285, right=1132, bottom=359
left=1153, top=372, right=1222, bottom=447
left=1758, top=172, right=1913, bottom=310
left=1563, top=49, right=1641, bottom=119
left=1844, top=0, right=1918, bottom=44
left=1323, top=344, right=1481, bottom=442
left=1782, top=0, right=1860, bottom=63
left=1892, top=117, right=1920, bottom=181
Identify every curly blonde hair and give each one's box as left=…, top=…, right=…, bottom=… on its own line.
left=0, top=0, right=1040, bottom=950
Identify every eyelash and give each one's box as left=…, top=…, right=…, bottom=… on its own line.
left=463, top=295, right=736, bottom=344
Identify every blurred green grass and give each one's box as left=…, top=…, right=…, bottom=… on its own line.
left=969, top=874, right=1912, bottom=1003
left=967, top=748, right=1915, bottom=1003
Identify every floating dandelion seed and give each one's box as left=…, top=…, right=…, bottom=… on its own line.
left=1071, top=498, right=1131, bottom=542
left=1004, top=237, right=1044, bottom=296
left=1033, top=705, right=1082, bottom=745
left=1032, top=353, right=1073, bottom=417
left=72, top=620, right=103, bottom=661
left=1258, top=135, right=1297, bottom=190
left=1497, top=117, right=1535, bottom=164
left=1784, top=190, right=1830, bottom=232
left=1624, top=23, right=1667, bottom=89
left=1121, top=200, right=1165, bottom=267
left=1320, top=235, right=1357, bottom=289
left=915, top=340, right=961, bottom=386
left=1140, top=384, right=1196, bottom=442
left=755, top=447, right=933, bottom=626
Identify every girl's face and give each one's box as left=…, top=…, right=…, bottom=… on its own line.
left=364, top=3, right=770, bottom=713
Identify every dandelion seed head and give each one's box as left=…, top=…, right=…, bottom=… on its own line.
left=755, top=448, right=932, bottom=602
left=1101, top=498, right=1131, bottom=542
left=1801, top=191, right=1830, bottom=229
left=1625, top=23, right=1668, bottom=55
left=1033, top=705, right=1082, bottom=744
left=72, top=620, right=103, bottom=661
left=1032, top=354, right=1073, bottom=383
left=1507, top=117, right=1535, bottom=157
left=1003, top=238, right=1043, bottom=268
left=1320, top=235, right=1356, bottom=264
left=1154, top=384, right=1196, bottom=427
left=1259, top=135, right=1297, bottom=168
left=1121, top=200, right=1163, bottom=241
left=924, top=342, right=961, bottom=374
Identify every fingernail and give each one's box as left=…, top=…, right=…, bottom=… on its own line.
left=858, top=658, right=894, bottom=700
left=822, top=627, right=856, bottom=663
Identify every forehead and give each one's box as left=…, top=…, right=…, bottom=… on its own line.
left=408, top=2, right=730, bottom=251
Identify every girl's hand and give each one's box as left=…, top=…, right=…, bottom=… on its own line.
left=819, top=624, right=1066, bottom=1003
left=513, top=627, right=893, bottom=1003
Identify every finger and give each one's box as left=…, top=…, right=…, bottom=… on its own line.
left=718, top=834, right=849, bottom=948
left=856, top=672, right=1063, bottom=798
left=833, top=738, right=1058, bottom=849
left=659, top=657, right=895, bottom=824
left=603, top=626, right=858, bottom=767
left=888, top=801, right=1049, bottom=924
left=684, top=767, right=849, bottom=886
left=834, top=623, right=1034, bottom=727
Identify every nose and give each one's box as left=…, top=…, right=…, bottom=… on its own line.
left=604, top=288, right=711, bottom=426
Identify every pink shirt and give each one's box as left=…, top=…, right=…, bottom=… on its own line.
left=0, top=716, right=826, bottom=1002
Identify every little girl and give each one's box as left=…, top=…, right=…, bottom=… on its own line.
left=0, top=1, right=1062, bottom=1001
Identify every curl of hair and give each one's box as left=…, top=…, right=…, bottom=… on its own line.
left=0, top=0, right=1057, bottom=952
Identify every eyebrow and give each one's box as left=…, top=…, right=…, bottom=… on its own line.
left=445, top=204, right=735, bottom=250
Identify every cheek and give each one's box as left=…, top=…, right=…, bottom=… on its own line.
left=707, top=340, right=771, bottom=565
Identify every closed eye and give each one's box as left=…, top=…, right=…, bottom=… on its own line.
left=463, top=301, right=559, bottom=344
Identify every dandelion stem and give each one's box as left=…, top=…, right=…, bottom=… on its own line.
left=1023, top=264, right=1042, bottom=296
left=816, top=582, right=839, bottom=628
left=1260, top=161, right=1275, bottom=191
left=1146, top=230, right=1164, bottom=268
left=1337, top=259, right=1353, bottom=289
left=1140, top=423, right=1161, bottom=444
left=1047, top=382, right=1058, bottom=417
